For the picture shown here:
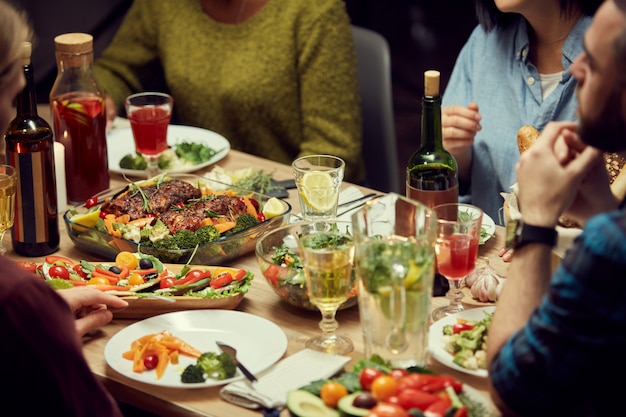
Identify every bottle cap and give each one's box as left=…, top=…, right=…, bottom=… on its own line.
left=424, top=70, right=440, bottom=97
left=21, top=42, right=31, bottom=65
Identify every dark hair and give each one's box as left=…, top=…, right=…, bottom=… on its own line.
left=475, top=0, right=603, bottom=32
left=614, top=0, right=626, bottom=85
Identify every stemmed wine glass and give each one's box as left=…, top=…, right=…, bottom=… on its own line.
left=431, top=203, right=483, bottom=321
left=0, top=165, right=16, bottom=255
left=299, top=222, right=356, bottom=355
left=124, top=92, right=173, bottom=179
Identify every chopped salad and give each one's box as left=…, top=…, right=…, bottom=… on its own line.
left=442, top=310, right=493, bottom=371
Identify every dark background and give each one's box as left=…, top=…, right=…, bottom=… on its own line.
left=17, top=0, right=478, bottom=189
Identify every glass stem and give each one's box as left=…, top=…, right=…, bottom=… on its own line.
left=145, top=155, right=160, bottom=179
left=317, top=307, right=339, bottom=339
left=446, top=278, right=465, bottom=311
left=0, top=230, right=7, bottom=255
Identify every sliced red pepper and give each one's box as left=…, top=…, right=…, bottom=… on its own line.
left=232, top=268, right=246, bottom=281
left=45, top=255, right=76, bottom=266
left=424, top=397, right=452, bottom=417
left=176, top=269, right=211, bottom=286
left=15, top=261, right=38, bottom=273
left=452, top=323, right=475, bottom=334
left=210, top=272, right=234, bottom=289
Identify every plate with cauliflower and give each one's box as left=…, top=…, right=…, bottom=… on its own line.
left=428, top=306, right=495, bottom=377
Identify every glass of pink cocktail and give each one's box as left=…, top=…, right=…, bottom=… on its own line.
left=431, top=203, right=482, bottom=321
left=124, top=92, right=173, bottom=179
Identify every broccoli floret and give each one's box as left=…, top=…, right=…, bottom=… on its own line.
left=181, top=364, right=206, bottom=383
left=452, top=349, right=479, bottom=370
left=157, top=149, right=177, bottom=170
left=172, top=229, right=200, bottom=249
left=119, top=153, right=147, bottom=170
left=196, top=352, right=237, bottom=380
left=195, top=225, right=221, bottom=243
left=152, top=236, right=180, bottom=250
left=140, top=219, right=171, bottom=243
left=227, top=213, right=259, bottom=235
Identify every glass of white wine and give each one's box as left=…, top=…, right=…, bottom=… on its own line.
left=299, top=222, right=355, bottom=355
left=0, top=165, right=16, bottom=255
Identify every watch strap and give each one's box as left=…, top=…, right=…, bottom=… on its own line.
left=506, top=220, right=557, bottom=249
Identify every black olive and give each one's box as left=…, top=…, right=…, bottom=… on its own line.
left=109, top=265, right=122, bottom=274
left=352, top=392, right=377, bottom=409
left=139, top=258, right=154, bottom=269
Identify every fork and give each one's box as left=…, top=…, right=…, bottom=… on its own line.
left=216, top=341, right=258, bottom=382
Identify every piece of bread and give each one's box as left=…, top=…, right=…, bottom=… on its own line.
left=517, top=125, right=540, bottom=154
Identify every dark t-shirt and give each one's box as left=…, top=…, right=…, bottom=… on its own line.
left=0, top=256, right=123, bottom=416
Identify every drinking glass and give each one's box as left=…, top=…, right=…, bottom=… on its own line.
left=299, top=222, right=355, bottom=354
left=293, top=155, right=345, bottom=221
left=431, top=203, right=483, bottom=321
left=352, top=193, right=437, bottom=368
left=0, top=165, right=16, bottom=255
left=124, top=92, right=173, bottom=179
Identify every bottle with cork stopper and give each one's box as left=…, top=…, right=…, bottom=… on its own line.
left=406, top=70, right=458, bottom=209
left=5, top=42, right=60, bottom=256
left=50, top=32, right=109, bottom=205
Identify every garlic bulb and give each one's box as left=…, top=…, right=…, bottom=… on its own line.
left=466, top=258, right=504, bottom=302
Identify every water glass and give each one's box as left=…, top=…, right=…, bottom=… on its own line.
left=352, top=193, right=437, bottom=368
left=292, top=155, right=344, bottom=220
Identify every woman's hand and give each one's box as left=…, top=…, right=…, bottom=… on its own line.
left=57, top=286, right=128, bottom=337
left=442, top=102, right=482, bottom=181
left=105, top=95, right=118, bottom=132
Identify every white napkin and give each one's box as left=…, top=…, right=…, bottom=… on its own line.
left=220, top=348, right=351, bottom=410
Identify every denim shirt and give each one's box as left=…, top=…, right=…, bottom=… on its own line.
left=442, top=15, right=591, bottom=223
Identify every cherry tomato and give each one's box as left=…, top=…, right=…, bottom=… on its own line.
left=371, top=375, right=398, bottom=402
left=72, top=264, right=88, bottom=279
left=115, top=251, right=139, bottom=270
left=257, top=212, right=266, bottom=222
left=395, top=388, right=440, bottom=411
left=49, top=265, right=70, bottom=280
left=143, top=354, right=159, bottom=370
left=210, top=272, right=234, bottom=289
left=263, top=264, right=281, bottom=286
left=128, top=273, right=145, bottom=286
left=99, top=210, right=108, bottom=219
left=319, top=381, right=348, bottom=408
left=452, top=323, right=475, bottom=334
left=388, top=368, right=409, bottom=380
left=359, top=367, right=384, bottom=391
left=87, top=277, right=110, bottom=286
left=185, top=270, right=206, bottom=281
left=160, top=277, right=176, bottom=289
left=366, top=403, right=409, bottom=417
left=85, top=196, right=99, bottom=208
left=15, top=261, right=38, bottom=273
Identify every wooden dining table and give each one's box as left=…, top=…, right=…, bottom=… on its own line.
left=4, top=119, right=509, bottom=416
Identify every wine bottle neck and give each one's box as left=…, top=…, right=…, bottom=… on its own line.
left=420, top=95, right=443, bottom=151
left=15, top=63, right=39, bottom=118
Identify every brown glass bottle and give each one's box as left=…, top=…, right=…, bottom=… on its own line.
left=406, top=70, right=458, bottom=208
left=5, top=42, right=60, bottom=256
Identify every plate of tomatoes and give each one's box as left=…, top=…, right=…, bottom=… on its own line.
left=14, top=251, right=253, bottom=318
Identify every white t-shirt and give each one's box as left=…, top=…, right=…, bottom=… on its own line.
left=540, top=72, right=564, bottom=101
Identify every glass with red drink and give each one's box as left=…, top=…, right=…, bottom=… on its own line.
left=431, top=203, right=483, bottom=321
left=124, top=92, right=173, bottom=178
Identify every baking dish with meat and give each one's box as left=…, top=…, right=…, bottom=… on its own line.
left=63, top=173, right=291, bottom=264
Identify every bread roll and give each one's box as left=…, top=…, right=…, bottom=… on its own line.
left=517, top=125, right=540, bottom=154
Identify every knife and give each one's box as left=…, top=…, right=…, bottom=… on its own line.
left=216, top=341, right=258, bottom=383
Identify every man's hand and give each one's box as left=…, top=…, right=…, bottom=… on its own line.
left=57, top=286, right=128, bottom=337
left=516, top=121, right=603, bottom=227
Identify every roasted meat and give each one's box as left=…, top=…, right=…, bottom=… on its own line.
left=159, top=194, right=248, bottom=233
left=102, top=179, right=201, bottom=220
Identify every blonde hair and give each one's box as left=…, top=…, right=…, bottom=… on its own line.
left=0, top=0, right=31, bottom=89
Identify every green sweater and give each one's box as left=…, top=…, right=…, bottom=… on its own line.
left=94, top=0, right=364, bottom=182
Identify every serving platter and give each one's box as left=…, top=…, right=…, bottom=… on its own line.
left=428, top=306, right=496, bottom=378
left=107, top=124, right=230, bottom=176
left=104, top=310, right=288, bottom=388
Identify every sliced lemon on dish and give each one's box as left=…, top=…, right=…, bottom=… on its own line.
left=300, top=171, right=336, bottom=212
left=262, top=197, right=284, bottom=219
left=70, top=210, right=101, bottom=228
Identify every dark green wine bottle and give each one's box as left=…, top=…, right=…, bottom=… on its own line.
left=406, top=70, right=458, bottom=208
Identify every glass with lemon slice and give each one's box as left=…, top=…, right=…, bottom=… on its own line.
left=352, top=193, right=437, bottom=368
left=292, top=155, right=345, bottom=220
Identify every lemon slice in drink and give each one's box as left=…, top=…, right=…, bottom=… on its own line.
left=300, top=171, right=336, bottom=212
left=262, top=197, right=284, bottom=219
left=70, top=210, right=101, bottom=228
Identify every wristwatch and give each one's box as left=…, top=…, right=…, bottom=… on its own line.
left=505, top=219, right=557, bottom=250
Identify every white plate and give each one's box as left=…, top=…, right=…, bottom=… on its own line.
left=428, top=306, right=496, bottom=378
left=107, top=124, right=230, bottom=176
left=481, top=213, right=496, bottom=244
left=104, top=310, right=288, bottom=388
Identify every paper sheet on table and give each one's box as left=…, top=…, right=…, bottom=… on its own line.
left=220, top=348, right=350, bottom=410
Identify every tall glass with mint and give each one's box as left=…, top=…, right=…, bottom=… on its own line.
left=352, top=193, right=437, bottom=368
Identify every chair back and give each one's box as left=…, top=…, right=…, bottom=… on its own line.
left=352, top=25, right=401, bottom=193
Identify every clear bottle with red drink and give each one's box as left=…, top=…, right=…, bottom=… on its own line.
left=49, top=33, right=109, bottom=205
